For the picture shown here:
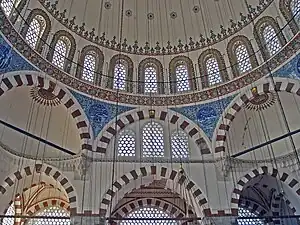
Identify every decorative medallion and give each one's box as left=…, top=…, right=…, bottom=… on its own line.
left=104, top=2, right=112, bottom=9
left=245, top=92, right=277, bottom=111
left=147, top=13, right=154, bottom=20
left=170, top=12, right=177, bottom=19
left=125, top=9, right=132, bottom=17
left=192, top=6, right=200, bottom=13
left=30, top=87, right=61, bottom=107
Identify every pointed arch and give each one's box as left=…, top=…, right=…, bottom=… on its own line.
left=20, top=8, right=51, bottom=53
left=279, top=0, right=299, bottom=35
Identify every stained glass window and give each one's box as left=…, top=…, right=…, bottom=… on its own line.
left=25, top=16, right=45, bottom=49
left=27, top=206, right=70, bottom=225
left=237, top=208, right=263, bottom=225
left=263, top=25, right=281, bottom=56
left=206, top=57, right=222, bottom=86
left=120, top=207, right=177, bottom=225
left=171, top=130, right=189, bottom=158
left=113, top=62, right=127, bottom=90
left=235, top=44, right=252, bottom=74
left=118, top=129, right=135, bottom=157
left=2, top=203, right=14, bottom=225
left=142, top=121, right=164, bottom=157
left=52, top=37, right=69, bottom=69
left=144, top=66, right=158, bottom=93
left=291, top=0, right=300, bottom=24
left=176, top=63, right=190, bottom=92
left=82, top=54, right=96, bottom=83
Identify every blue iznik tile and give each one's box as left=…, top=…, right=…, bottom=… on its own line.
left=274, top=53, right=300, bottom=79
left=171, top=96, right=235, bottom=140
left=70, top=90, right=135, bottom=138
left=0, top=34, right=37, bottom=73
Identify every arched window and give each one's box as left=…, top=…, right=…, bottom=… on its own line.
left=263, top=25, right=281, bottom=56
left=227, top=36, right=258, bottom=77
left=237, top=208, right=263, bottom=225
left=113, top=61, right=127, bottom=90
left=169, top=56, right=196, bottom=94
left=2, top=203, right=14, bottom=225
left=138, top=58, right=164, bottom=94
left=198, top=49, right=228, bottom=88
left=52, top=37, right=70, bottom=70
left=1, top=0, right=20, bottom=16
left=144, top=66, right=158, bottom=93
left=47, top=30, right=76, bottom=73
left=171, top=130, right=189, bottom=158
left=117, top=129, right=135, bottom=157
left=27, top=206, right=70, bottom=225
left=76, top=45, right=104, bottom=85
left=120, top=207, right=177, bottom=225
left=254, top=16, right=286, bottom=60
left=291, top=0, right=300, bottom=24
left=142, top=121, right=164, bottom=157
left=25, top=15, right=46, bottom=49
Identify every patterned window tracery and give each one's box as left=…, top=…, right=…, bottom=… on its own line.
left=262, top=24, right=281, bottom=56
left=82, top=53, right=96, bottom=83
left=1, top=0, right=19, bottom=16
left=235, top=44, right=252, bottom=74
left=291, top=0, right=300, bottom=24
left=2, top=203, right=14, bottom=225
left=206, top=57, right=222, bottom=86
left=113, top=62, right=127, bottom=90
left=52, top=37, right=70, bottom=69
left=118, top=129, right=135, bottom=157
left=25, top=15, right=46, bottom=49
left=237, top=208, right=263, bottom=225
left=27, top=206, right=70, bottom=225
left=142, top=121, right=164, bottom=157
left=120, top=207, right=177, bottom=225
left=175, top=63, right=190, bottom=92
left=144, top=66, right=158, bottom=93
left=171, top=130, right=189, bottom=158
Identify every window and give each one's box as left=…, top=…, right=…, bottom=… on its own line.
left=291, top=0, right=300, bottom=24
left=120, top=207, right=177, bottom=225
left=2, top=203, right=14, bottom=225
left=144, top=66, right=158, bottom=93
left=27, top=206, right=70, bottom=225
left=237, top=208, right=263, bottom=225
left=263, top=25, right=281, bottom=56
left=82, top=54, right=96, bottom=82
left=113, top=62, right=127, bottom=90
left=52, top=37, right=70, bottom=69
left=235, top=44, right=252, bottom=74
left=25, top=15, right=46, bottom=49
left=176, top=63, right=190, bottom=92
left=118, top=130, right=135, bottom=157
left=171, top=130, right=189, bottom=158
left=1, top=0, right=17, bottom=16
left=206, top=57, right=222, bottom=86
left=142, top=121, right=164, bottom=157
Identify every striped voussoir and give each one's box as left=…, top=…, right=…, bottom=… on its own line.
left=0, top=72, right=92, bottom=151
left=97, top=108, right=210, bottom=154
left=0, top=164, right=77, bottom=215
left=231, top=166, right=300, bottom=216
left=111, top=198, right=193, bottom=224
left=239, top=199, right=268, bottom=217
left=15, top=195, right=22, bottom=225
left=100, top=166, right=209, bottom=217
left=215, top=79, right=300, bottom=154
left=26, top=198, right=70, bottom=216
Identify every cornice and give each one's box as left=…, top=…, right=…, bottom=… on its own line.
left=39, top=0, right=273, bottom=56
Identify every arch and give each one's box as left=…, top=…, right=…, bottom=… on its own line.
left=230, top=166, right=300, bottom=216
left=47, top=30, right=76, bottom=73
left=198, top=48, right=229, bottom=88
left=253, top=16, right=287, bottom=60
left=169, top=55, right=196, bottom=94
left=20, top=8, right=51, bottom=53
left=107, top=54, right=134, bottom=92
left=279, top=0, right=299, bottom=35
left=227, top=35, right=258, bottom=78
left=99, top=165, right=209, bottom=217
left=76, top=45, right=104, bottom=86
left=95, top=108, right=211, bottom=155
left=214, top=78, right=300, bottom=154
left=138, top=57, right=164, bottom=94
left=0, top=71, right=93, bottom=151
left=26, top=198, right=69, bottom=216
left=1, top=0, right=27, bottom=24
left=0, top=164, right=78, bottom=215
